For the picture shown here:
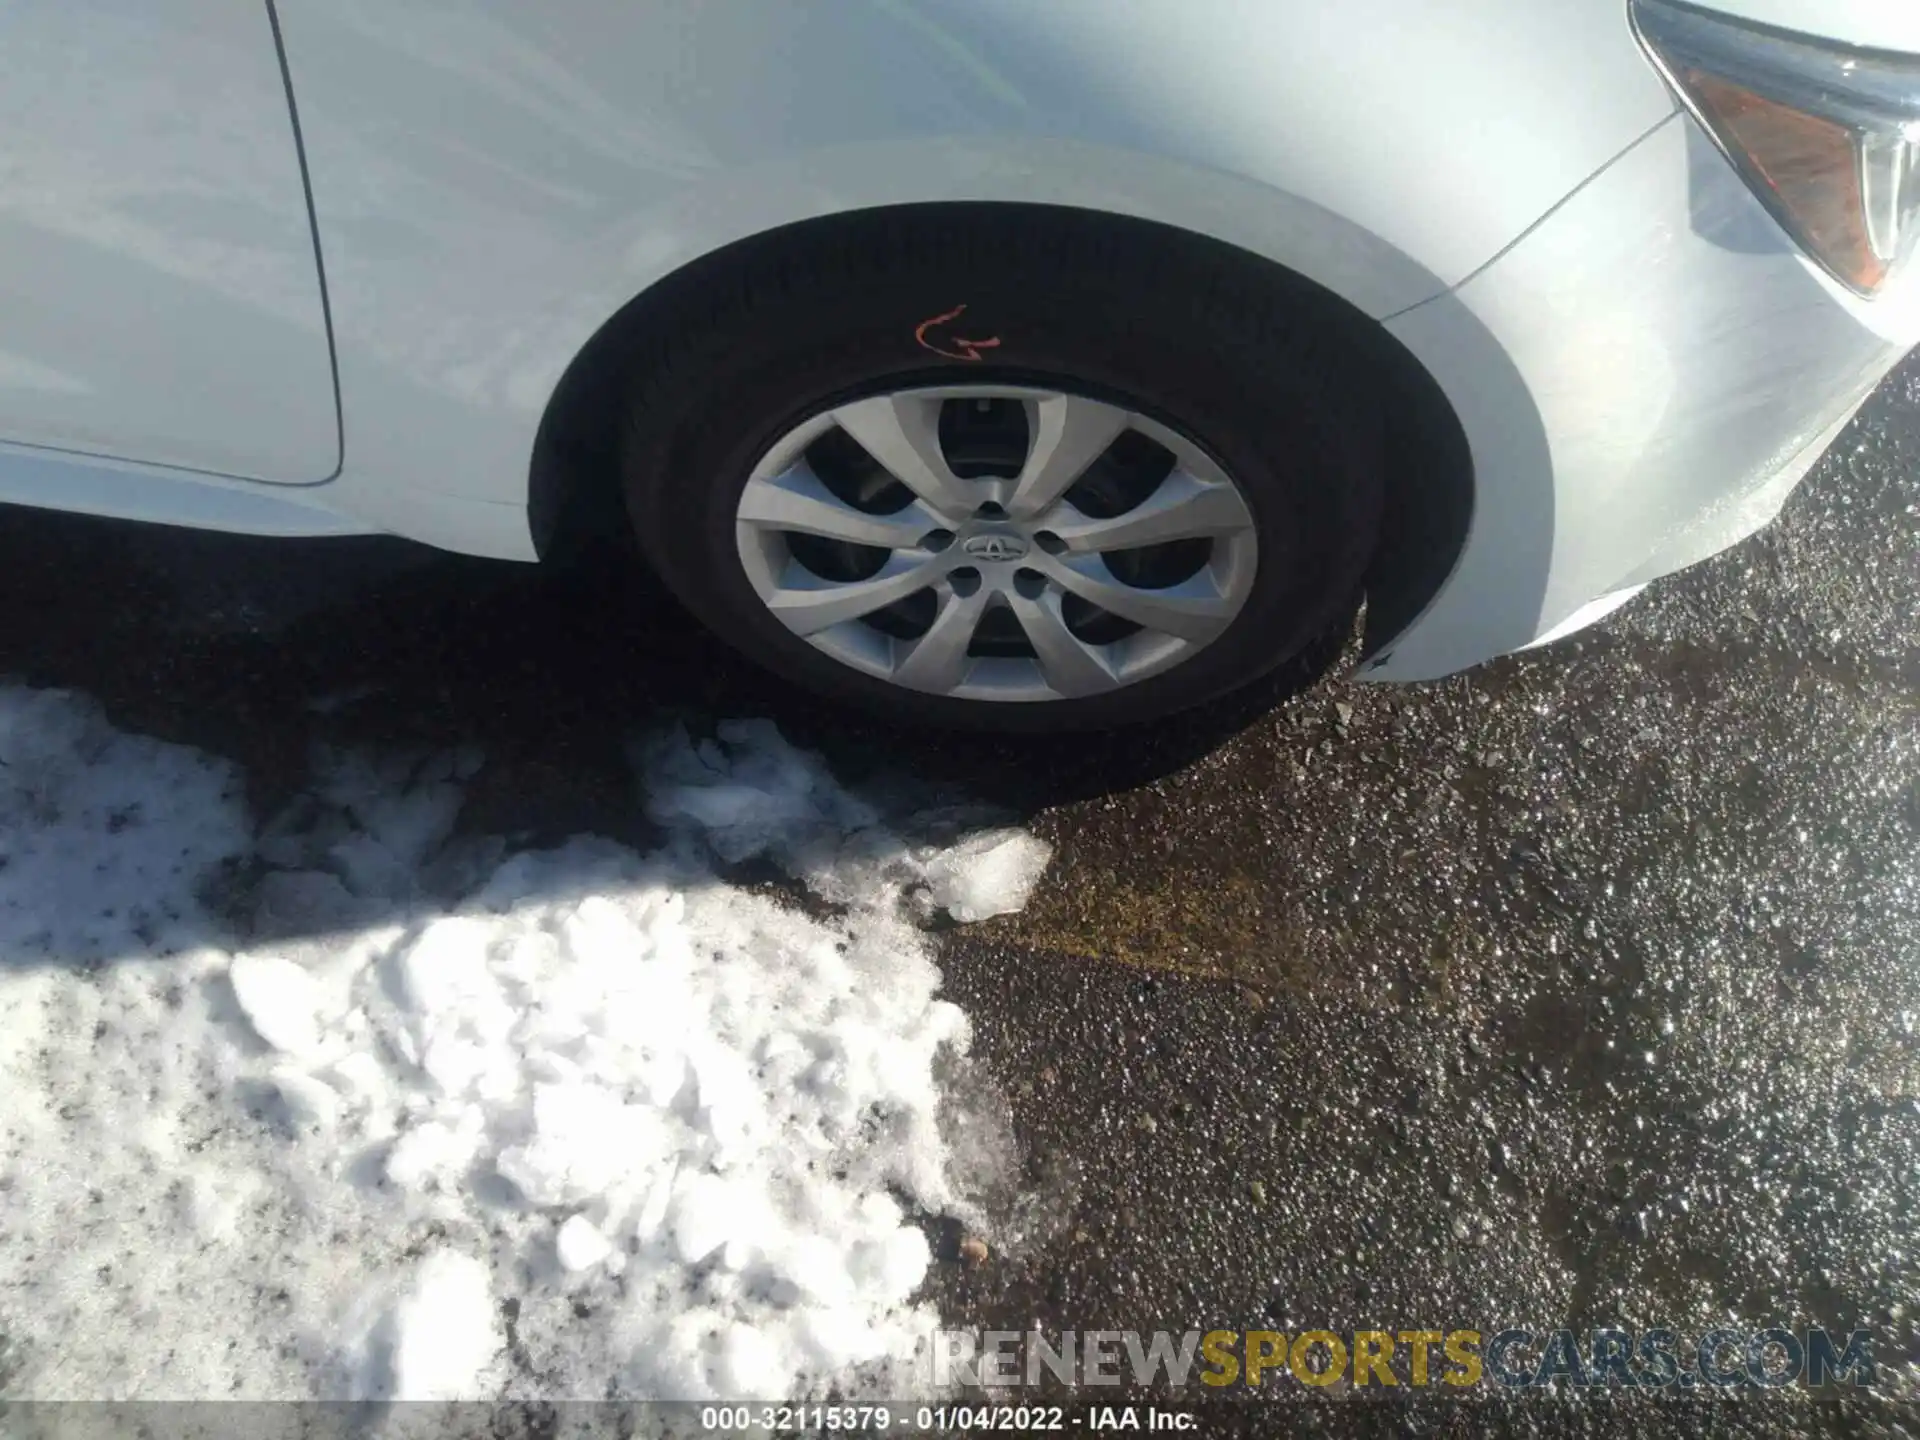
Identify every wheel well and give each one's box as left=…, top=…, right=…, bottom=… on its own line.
left=528, top=202, right=1472, bottom=650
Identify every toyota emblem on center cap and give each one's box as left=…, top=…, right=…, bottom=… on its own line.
left=961, top=533, right=1030, bottom=562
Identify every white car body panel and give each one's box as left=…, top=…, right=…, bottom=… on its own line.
left=249, top=0, right=1666, bottom=559
left=0, top=442, right=368, bottom=539
left=0, top=1, right=337, bottom=484
left=1370, top=114, right=1912, bottom=680
left=0, top=0, right=1910, bottom=682
left=0, top=437, right=535, bottom=559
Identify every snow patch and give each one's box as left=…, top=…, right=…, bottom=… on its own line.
left=228, top=953, right=331, bottom=1057
left=340, top=1250, right=504, bottom=1402
left=0, top=688, right=1036, bottom=1401
left=555, top=1214, right=615, bottom=1273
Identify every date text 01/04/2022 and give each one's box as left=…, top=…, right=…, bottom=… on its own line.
left=695, top=1403, right=1198, bottom=1431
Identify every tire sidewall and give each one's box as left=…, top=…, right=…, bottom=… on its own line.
left=626, top=266, right=1376, bottom=731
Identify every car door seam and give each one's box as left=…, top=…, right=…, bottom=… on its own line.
left=265, top=0, right=345, bottom=484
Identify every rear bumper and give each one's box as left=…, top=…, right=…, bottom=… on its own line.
left=1362, top=111, right=1914, bottom=682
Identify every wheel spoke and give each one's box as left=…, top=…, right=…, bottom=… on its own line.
left=1007, top=394, right=1130, bottom=518
left=737, top=463, right=942, bottom=549
left=1045, top=469, right=1253, bottom=553
left=764, top=552, right=942, bottom=635
left=1035, top=554, right=1237, bottom=643
left=1007, top=589, right=1119, bottom=698
left=830, top=394, right=975, bottom=515
left=891, top=586, right=990, bottom=693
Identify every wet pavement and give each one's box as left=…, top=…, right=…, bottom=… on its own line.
left=1, top=357, right=1918, bottom=1435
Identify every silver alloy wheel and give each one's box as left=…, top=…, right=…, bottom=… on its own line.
left=733, top=385, right=1259, bottom=702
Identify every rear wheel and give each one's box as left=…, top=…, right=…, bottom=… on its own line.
left=622, top=209, right=1384, bottom=732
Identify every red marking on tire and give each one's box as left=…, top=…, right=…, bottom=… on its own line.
left=914, top=304, right=1001, bottom=362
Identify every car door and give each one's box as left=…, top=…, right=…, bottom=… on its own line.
left=0, top=0, right=338, bottom=484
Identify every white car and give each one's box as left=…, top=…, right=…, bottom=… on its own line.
left=3, top=1, right=1915, bottom=730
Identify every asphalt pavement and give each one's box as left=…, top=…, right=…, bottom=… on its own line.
left=0, top=357, right=1916, bottom=1436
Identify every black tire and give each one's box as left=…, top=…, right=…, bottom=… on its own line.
left=620, top=206, right=1383, bottom=732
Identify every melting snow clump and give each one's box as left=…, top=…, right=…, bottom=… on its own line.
left=0, top=689, right=1047, bottom=1401
left=920, top=829, right=1054, bottom=923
